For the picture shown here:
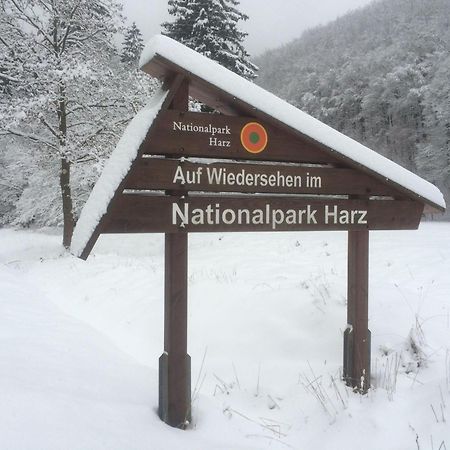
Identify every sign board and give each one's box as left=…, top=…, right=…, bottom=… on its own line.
left=143, top=110, right=341, bottom=164
left=106, top=195, right=422, bottom=233
left=103, top=108, right=426, bottom=237
left=125, top=158, right=396, bottom=196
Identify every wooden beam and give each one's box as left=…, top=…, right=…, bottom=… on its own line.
left=344, top=229, right=370, bottom=393
left=159, top=77, right=191, bottom=429
left=159, top=232, right=191, bottom=427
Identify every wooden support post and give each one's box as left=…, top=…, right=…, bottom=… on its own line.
left=159, top=77, right=191, bottom=428
left=344, top=229, right=371, bottom=393
left=159, top=232, right=191, bottom=427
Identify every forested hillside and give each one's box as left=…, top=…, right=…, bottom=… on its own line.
left=256, top=0, right=450, bottom=216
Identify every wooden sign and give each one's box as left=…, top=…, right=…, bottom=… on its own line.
left=105, top=195, right=423, bottom=234
left=143, top=110, right=341, bottom=164
left=75, top=55, right=444, bottom=430
left=125, top=158, right=397, bottom=196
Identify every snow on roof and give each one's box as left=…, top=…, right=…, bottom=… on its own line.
left=140, top=35, right=445, bottom=211
left=71, top=88, right=168, bottom=257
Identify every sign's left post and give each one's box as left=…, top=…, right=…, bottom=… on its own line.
left=158, top=78, right=191, bottom=428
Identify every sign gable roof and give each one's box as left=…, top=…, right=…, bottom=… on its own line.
left=139, top=35, right=445, bottom=212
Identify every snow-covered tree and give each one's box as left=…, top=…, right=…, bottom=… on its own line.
left=162, top=0, right=257, bottom=80
left=0, top=0, right=157, bottom=246
left=121, top=22, right=144, bottom=67
left=415, top=54, right=450, bottom=205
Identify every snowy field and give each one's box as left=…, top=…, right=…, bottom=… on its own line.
left=1, top=224, right=449, bottom=450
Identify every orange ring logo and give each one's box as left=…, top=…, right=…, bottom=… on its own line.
left=240, top=122, right=268, bottom=154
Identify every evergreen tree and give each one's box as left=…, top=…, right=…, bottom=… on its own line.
left=162, top=0, right=257, bottom=80
left=121, top=22, right=144, bottom=66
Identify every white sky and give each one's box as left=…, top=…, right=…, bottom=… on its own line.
left=121, top=0, right=376, bottom=57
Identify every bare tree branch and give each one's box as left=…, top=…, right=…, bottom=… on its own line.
left=77, top=116, right=133, bottom=149
left=40, top=116, right=60, bottom=141
left=9, top=0, right=55, bottom=49
left=59, top=0, right=83, bottom=54
left=75, top=154, right=99, bottom=164
left=0, top=72, right=19, bottom=83
left=4, top=129, right=57, bottom=150
left=65, top=26, right=109, bottom=45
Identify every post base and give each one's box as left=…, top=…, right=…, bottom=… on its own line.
left=159, top=352, right=191, bottom=428
left=343, top=327, right=371, bottom=393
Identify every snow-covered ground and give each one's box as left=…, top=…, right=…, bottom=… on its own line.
left=1, top=224, right=449, bottom=449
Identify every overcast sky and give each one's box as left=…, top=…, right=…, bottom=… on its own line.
left=121, top=0, right=375, bottom=57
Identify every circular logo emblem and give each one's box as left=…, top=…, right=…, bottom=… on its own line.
left=240, top=122, right=268, bottom=154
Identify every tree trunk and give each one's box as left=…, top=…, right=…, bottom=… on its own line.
left=60, top=155, right=74, bottom=248
left=58, top=82, right=74, bottom=248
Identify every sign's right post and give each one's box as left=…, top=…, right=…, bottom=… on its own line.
left=344, top=228, right=371, bottom=393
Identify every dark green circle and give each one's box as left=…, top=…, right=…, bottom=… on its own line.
left=249, top=132, right=260, bottom=144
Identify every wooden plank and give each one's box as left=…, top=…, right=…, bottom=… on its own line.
left=125, top=158, right=398, bottom=196
left=104, top=195, right=424, bottom=233
left=369, top=200, right=423, bottom=229
left=142, top=109, right=340, bottom=165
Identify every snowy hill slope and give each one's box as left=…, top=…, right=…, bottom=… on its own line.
left=1, top=226, right=449, bottom=449
left=256, top=0, right=450, bottom=212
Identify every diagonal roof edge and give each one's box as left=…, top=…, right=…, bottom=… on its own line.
left=71, top=87, right=169, bottom=257
left=139, top=35, right=445, bottom=212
